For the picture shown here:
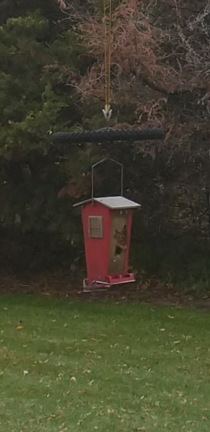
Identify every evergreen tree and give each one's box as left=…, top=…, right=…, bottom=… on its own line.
left=0, top=0, right=87, bottom=259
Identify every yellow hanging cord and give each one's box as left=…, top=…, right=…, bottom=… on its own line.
left=102, top=0, right=112, bottom=120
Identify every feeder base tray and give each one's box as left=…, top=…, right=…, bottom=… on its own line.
left=106, top=273, right=135, bottom=285
left=82, top=279, right=110, bottom=292
left=82, top=273, right=135, bottom=292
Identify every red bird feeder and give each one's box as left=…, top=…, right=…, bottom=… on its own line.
left=74, top=158, right=140, bottom=291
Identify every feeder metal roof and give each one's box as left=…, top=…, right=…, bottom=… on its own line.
left=73, top=196, right=141, bottom=209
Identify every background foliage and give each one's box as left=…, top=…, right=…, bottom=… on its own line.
left=1, top=0, right=210, bottom=287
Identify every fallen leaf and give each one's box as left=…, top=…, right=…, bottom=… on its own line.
left=71, top=376, right=76, bottom=382
left=107, top=408, right=115, bottom=414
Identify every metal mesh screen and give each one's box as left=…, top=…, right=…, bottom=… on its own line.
left=88, top=216, right=103, bottom=238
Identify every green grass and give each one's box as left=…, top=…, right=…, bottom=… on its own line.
left=1, top=295, right=210, bottom=432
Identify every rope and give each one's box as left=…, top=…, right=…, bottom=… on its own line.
left=52, top=128, right=165, bottom=144
left=103, top=0, right=112, bottom=117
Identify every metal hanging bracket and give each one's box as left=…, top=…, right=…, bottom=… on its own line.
left=91, top=157, right=123, bottom=203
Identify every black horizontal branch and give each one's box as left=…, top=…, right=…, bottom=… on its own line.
left=51, top=128, right=165, bottom=144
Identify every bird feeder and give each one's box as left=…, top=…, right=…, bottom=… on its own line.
left=73, top=158, right=140, bottom=291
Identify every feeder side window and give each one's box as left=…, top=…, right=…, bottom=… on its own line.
left=88, top=216, right=103, bottom=238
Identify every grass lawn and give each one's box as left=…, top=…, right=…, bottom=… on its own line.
left=0, top=295, right=210, bottom=432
